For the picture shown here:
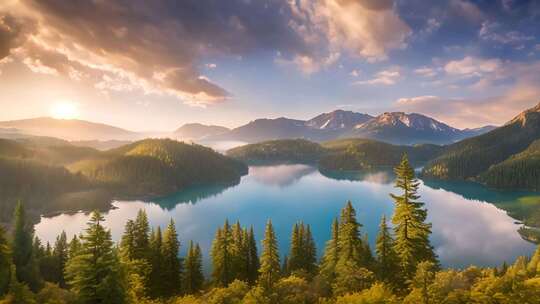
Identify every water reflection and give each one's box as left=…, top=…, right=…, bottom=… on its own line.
left=35, top=164, right=537, bottom=272
left=319, top=169, right=394, bottom=184
left=152, top=182, right=239, bottom=210
left=249, top=164, right=316, bottom=187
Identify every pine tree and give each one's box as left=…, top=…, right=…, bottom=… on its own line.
left=183, top=240, right=204, bottom=295
left=0, top=226, right=10, bottom=296
left=258, top=220, right=280, bottom=290
left=288, top=223, right=302, bottom=273
left=65, top=211, right=125, bottom=304
left=247, top=226, right=259, bottom=285
left=132, top=209, right=150, bottom=260
left=68, top=235, right=81, bottom=259
left=375, top=215, right=399, bottom=285
left=161, top=219, right=182, bottom=297
left=337, top=201, right=365, bottom=267
left=282, top=255, right=290, bottom=276
left=120, top=219, right=136, bottom=259
left=304, top=224, right=317, bottom=276
left=148, top=226, right=164, bottom=298
left=391, top=155, right=437, bottom=281
left=11, top=201, right=41, bottom=291
left=320, top=218, right=339, bottom=280
left=211, top=220, right=233, bottom=287
left=231, top=221, right=248, bottom=281
left=52, top=231, right=68, bottom=287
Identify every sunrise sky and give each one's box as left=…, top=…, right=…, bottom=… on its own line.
left=1, top=0, right=540, bottom=131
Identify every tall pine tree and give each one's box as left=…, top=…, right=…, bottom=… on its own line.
left=375, top=215, right=399, bottom=285
left=258, top=220, right=280, bottom=290
left=52, top=231, right=68, bottom=287
left=320, top=218, right=339, bottom=280
left=0, top=226, right=10, bottom=296
left=391, top=155, right=437, bottom=281
left=65, top=211, right=125, bottom=304
left=11, top=201, right=41, bottom=291
left=246, top=226, right=259, bottom=285
left=211, top=220, right=233, bottom=287
left=183, top=240, right=204, bottom=295
left=161, top=219, right=182, bottom=297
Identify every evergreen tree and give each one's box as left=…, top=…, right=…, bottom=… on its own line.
left=183, top=241, right=204, bottom=295
left=231, top=221, right=248, bottom=281
left=282, top=255, right=290, bottom=276
left=375, top=215, right=399, bottom=285
left=148, top=226, right=164, bottom=298
left=161, top=219, right=182, bottom=297
left=320, top=218, right=339, bottom=280
left=391, top=155, right=437, bottom=281
left=68, top=235, right=81, bottom=259
left=64, top=211, right=125, bottom=304
left=337, top=201, right=365, bottom=268
left=211, top=220, right=233, bottom=287
left=246, top=226, right=260, bottom=285
left=288, top=223, right=302, bottom=273
left=132, top=209, right=150, bottom=260
left=304, top=224, right=317, bottom=276
left=0, top=226, right=10, bottom=296
left=52, top=231, right=68, bottom=287
left=120, top=219, right=136, bottom=259
left=11, top=201, right=41, bottom=291
left=258, top=220, right=280, bottom=290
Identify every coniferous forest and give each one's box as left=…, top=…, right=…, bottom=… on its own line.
left=1, top=156, right=539, bottom=304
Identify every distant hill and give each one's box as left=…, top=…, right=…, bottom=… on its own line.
left=0, top=117, right=138, bottom=141
left=70, top=140, right=133, bottom=151
left=320, top=138, right=443, bottom=171
left=346, top=112, right=464, bottom=145
left=226, top=138, right=443, bottom=171
left=71, top=138, right=247, bottom=196
left=208, top=110, right=492, bottom=145
left=227, top=139, right=327, bottom=164
left=422, top=102, right=540, bottom=184
left=174, top=123, right=229, bottom=140
left=479, top=139, right=540, bottom=191
left=305, top=110, right=373, bottom=130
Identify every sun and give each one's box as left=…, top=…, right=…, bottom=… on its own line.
left=50, top=101, right=80, bottom=120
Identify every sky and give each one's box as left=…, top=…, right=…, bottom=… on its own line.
left=0, top=0, right=540, bottom=131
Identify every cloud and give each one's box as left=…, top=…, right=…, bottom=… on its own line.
left=449, top=0, right=484, bottom=22
left=349, top=69, right=360, bottom=77
left=290, top=0, right=411, bottom=62
left=205, top=63, right=217, bottom=69
left=354, top=67, right=400, bottom=85
left=444, top=56, right=502, bottom=77
left=395, top=60, right=540, bottom=128
left=414, top=67, right=437, bottom=77
left=479, top=21, right=534, bottom=45
left=0, top=14, right=35, bottom=59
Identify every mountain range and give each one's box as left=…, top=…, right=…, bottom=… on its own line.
left=0, top=110, right=496, bottom=146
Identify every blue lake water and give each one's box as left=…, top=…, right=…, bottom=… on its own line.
left=35, top=164, right=538, bottom=272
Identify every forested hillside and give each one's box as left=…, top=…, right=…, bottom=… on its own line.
left=422, top=103, right=540, bottom=181
left=227, top=139, right=327, bottom=163
left=479, top=139, right=540, bottom=191
left=70, top=139, right=247, bottom=196
left=0, top=138, right=247, bottom=225
left=1, top=157, right=539, bottom=303
left=320, top=139, right=443, bottom=171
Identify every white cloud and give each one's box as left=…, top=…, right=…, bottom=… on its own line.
left=349, top=69, right=360, bottom=77
left=479, top=21, right=534, bottom=45
left=414, top=67, right=437, bottom=77
left=354, top=67, right=400, bottom=85
left=205, top=63, right=217, bottom=69
left=444, top=56, right=502, bottom=76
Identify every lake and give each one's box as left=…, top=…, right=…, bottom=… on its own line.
left=35, top=164, right=538, bottom=272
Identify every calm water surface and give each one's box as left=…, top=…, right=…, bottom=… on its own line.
left=35, top=164, right=538, bottom=271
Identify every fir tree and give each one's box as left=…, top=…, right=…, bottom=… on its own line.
left=211, top=220, right=233, bottom=287
left=132, top=209, right=150, bottom=260
left=0, top=226, right=10, bottom=296
left=148, top=226, right=164, bottom=298
left=65, top=211, right=125, bottom=304
left=391, top=155, right=437, bottom=281
left=11, top=201, right=41, bottom=291
left=231, top=221, right=248, bottom=281
left=68, top=235, right=81, bottom=259
left=320, top=218, right=339, bottom=280
left=161, top=219, right=182, bottom=297
left=247, top=226, right=260, bottom=285
left=258, top=220, right=280, bottom=290
left=183, top=241, right=204, bottom=295
left=304, top=224, right=317, bottom=276
left=52, top=231, right=68, bottom=287
left=337, top=201, right=365, bottom=268
left=288, top=223, right=302, bottom=273
left=375, top=215, right=399, bottom=285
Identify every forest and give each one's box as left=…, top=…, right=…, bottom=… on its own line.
left=1, top=156, right=539, bottom=303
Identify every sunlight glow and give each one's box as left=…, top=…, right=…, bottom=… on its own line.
left=50, top=101, right=80, bottom=119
